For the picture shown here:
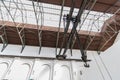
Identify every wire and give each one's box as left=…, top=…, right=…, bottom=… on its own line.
left=92, top=53, right=106, bottom=80
left=97, top=52, right=113, bottom=80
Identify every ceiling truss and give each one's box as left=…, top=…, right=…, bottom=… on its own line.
left=0, top=0, right=120, bottom=67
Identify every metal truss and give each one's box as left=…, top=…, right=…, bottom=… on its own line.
left=70, top=0, right=97, bottom=52
left=0, top=0, right=119, bottom=67
left=0, top=5, right=8, bottom=52
left=13, top=0, right=27, bottom=53
left=68, top=0, right=120, bottom=53
left=32, top=0, right=44, bottom=54
left=79, top=6, right=120, bottom=52
left=0, top=23, right=8, bottom=52
left=56, top=0, right=65, bottom=55
left=1, top=0, right=27, bottom=53
left=57, top=0, right=75, bottom=57
left=56, top=0, right=95, bottom=67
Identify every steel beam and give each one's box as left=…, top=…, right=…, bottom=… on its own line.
left=62, top=0, right=88, bottom=56
left=58, top=0, right=75, bottom=56
left=1, top=0, right=26, bottom=53
left=0, top=4, right=8, bottom=52
left=0, top=23, right=8, bottom=52
left=56, top=0, right=65, bottom=55
left=70, top=0, right=97, bottom=52
left=32, top=0, right=43, bottom=54
left=58, top=0, right=90, bottom=67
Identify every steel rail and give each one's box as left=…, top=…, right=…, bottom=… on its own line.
left=71, top=0, right=118, bottom=52
left=0, top=54, right=91, bottom=62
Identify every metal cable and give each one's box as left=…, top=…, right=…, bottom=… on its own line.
left=97, top=53, right=113, bottom=80
left=1, top=0, right=26, bottom=53
left=92, top=53, right=106, bottom=80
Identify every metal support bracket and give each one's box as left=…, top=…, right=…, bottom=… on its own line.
left=1, top=1, right=26, bottom=53
left=32, top=1, right=43, bottom=55
left=56, top=55, right=66, bottom=60
left=16, top=23, right=25, bottom=53
left=0, top=24, right=8, bottom=52
left=62, top=13, right=90, bottom=67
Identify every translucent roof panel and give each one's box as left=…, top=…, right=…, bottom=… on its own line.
left=0, top=0, right=113, bottom=32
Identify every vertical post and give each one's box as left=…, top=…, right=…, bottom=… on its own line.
left=1, top=0, right=26, bottom=53
left=32, top=1, right=43, bottom=54
left=0, top=23, right=8, bottom=52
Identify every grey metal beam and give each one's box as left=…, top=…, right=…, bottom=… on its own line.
left=0, top=54, right=91, bottom=62
left=32, top=0, right=44, bottom=54
left=56, top=0, right=65, bottom=56
left=58, top=0, right=75, bottom=56
left=1, top=0, right=26, bottom=53
left=70, top=0, right=97, bottom=51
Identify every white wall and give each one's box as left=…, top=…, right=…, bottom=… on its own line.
left=0, top=39, right=120, bottom=80
left=100, top=39, right=120, bottom=80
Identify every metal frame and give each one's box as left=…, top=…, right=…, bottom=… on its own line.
left=98, top=8, right=120, bottom=51
left=0, top=4, right=8, bottom=52
left=0, top=54, right=91, bottom=62
left=56, top=0, right=65, bottom=55
left=57, top=0, right=75, bottom=57
left=70, top=0, right=97, bottom=51
left=0, top=23, right=8, bottom=52
left=0, top=0, right=119, bottom=65
left=32, top=0, right=44, bottom=54
left=57, top=0, right=90, bottom=67
left=1, top=0, right=26, bottom=53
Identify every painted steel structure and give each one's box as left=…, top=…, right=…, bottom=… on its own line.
left=0, top=0, right=120, bottom=76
